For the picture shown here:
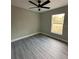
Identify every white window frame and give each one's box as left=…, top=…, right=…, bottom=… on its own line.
left=51, top=13, right=65, bottom=35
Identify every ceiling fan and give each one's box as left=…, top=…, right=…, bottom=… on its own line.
left=28, top=0, right=50, bottom=11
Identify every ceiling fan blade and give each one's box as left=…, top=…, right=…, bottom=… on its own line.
left=29, top=7, right=38, bottom=9
left=40, top=0, right=50, bottom=7
left=29, top=1, right=38, bottom=6
left=41, top=7, right=50, bottom=9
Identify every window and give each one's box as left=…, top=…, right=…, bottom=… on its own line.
left=51, top=13, right=65, bottom=35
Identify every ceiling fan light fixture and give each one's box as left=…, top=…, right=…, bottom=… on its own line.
left=38, top=8, right=41, bottom=11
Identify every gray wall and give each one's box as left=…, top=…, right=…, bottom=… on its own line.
left=40, top=6, right=68, bottom=42
left=11, top=6, right=40, bottom=40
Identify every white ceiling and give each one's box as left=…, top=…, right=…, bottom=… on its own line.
left=12, top=0, right=68, bottom=13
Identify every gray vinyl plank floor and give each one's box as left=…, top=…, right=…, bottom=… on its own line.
left=11, top=34, right=68, bottom=59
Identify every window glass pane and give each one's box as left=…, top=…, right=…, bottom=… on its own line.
left=52, top=24, right=63, bottom=34
left=51, top=13, right=65, bottom=35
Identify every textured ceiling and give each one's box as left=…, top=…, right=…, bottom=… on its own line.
left=12, top=0, right=68, bottom=13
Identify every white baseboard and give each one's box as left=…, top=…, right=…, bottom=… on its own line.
left=11, top=32, right=67, bottom=43
left=11, top=32, right=40, bottom=42
left=40, top=32, right=68, bottom=43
